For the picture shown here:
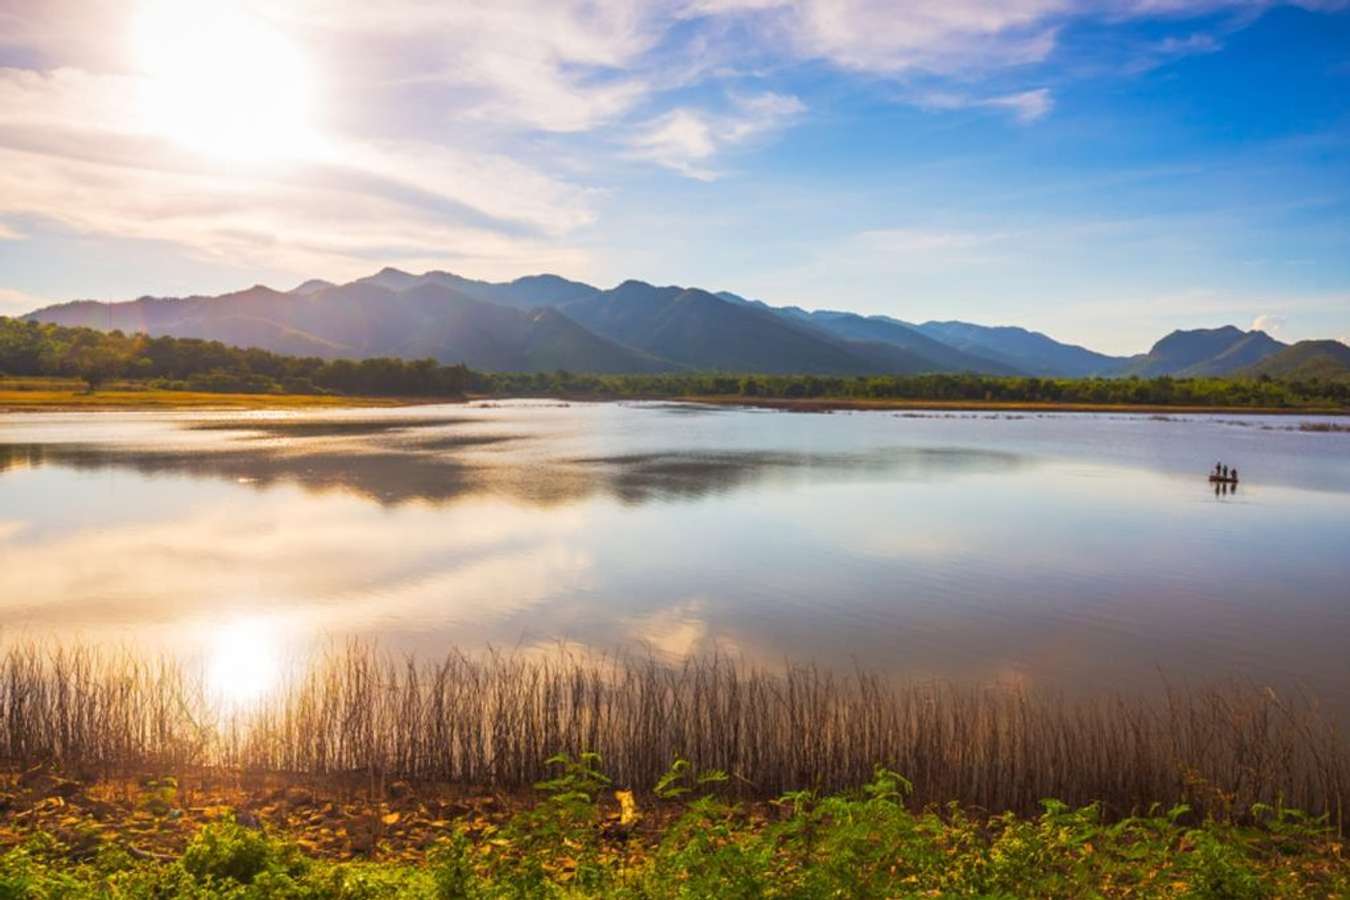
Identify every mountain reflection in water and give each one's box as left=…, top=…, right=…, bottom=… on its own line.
left=1, top=401, right=1347, bottom=719
left=0, top=422, right=1026, bottom=508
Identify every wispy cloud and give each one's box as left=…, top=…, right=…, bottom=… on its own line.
left=690, top=0, right=1064, bottom=74
left=1124, top=31, right=1223, bottom=73
left=919, top=87, right=1054, bottom=123
left=983, top=88, right=1055, bottom=123
left=626, top=91, right=804, bottom=179
left=276, top=1, right=666, bottom=134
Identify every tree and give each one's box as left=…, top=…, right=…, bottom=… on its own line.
left=68, top=342, right=125, bottom=391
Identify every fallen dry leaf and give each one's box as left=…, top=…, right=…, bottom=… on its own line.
left=615, top=790, right=641, bottom=828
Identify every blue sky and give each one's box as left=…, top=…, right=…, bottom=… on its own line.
left=0, top=0, right=1347, bottom=354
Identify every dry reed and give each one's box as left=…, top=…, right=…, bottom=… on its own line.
left=0, top=643, right=1344, bottom=825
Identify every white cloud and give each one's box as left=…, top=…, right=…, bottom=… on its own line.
left=1121, top=31, right=1223, bottom=73
left=919, top=87, right=1054, bottom=123
left=689, top=0, right=1065, bottom=74
left=628, top=109, right=721, bottom=179
left=626, top=90, right=803, bottom=179
left=6, top=0, right=668, bottom=132
left=0, top=222, right=22, bottom=239
left=275, top=0, right=667, bottom=133
left=1251, top=313, right=1287, bottom=337
left=2, top=0, right=1346, bottom=290
left=983, top=88, right=1054, bottom=123
left=0, top=65, right=597, bottom=280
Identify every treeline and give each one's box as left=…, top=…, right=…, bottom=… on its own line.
left=4, top=316, right=1347, bottom=407
left=0, top=317, right=473, bottom=397
left=473, top=370, right=1350, bottom=409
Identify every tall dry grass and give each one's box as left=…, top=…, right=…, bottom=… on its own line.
left=0, top=643, right=1343, bottom=824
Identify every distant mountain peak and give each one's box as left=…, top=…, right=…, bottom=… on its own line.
left=291, top=278, right=335, bottom=295
left=1129, top=325, right=1285, bottom=377
left=1153, top=324, right=1244, bottom=344
left=354, top=266, right=428, bottom=292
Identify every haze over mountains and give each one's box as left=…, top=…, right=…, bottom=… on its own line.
left=23, top=268, right=1344, bottom=378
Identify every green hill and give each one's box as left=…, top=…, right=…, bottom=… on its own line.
left=1241, top=340, right=1350, bottom=380
left=1123, top=326, right=1286, bottom=377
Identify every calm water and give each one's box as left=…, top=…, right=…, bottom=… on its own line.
left=2, top=402, right=1348, bottom=712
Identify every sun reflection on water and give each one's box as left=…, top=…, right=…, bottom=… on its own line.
left=205, top=618, right=283, bottom=709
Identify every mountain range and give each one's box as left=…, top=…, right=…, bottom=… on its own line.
left=22, top=268, right=1346, bottom=379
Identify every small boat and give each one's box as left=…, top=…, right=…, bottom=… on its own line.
left=1208, top=475, right=1238, bottom=484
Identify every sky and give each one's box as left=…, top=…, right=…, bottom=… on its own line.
left=0, top=0, right=1348, bottom=355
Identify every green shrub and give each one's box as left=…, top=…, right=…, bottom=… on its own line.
left=181, top=822, right=301, bottom=887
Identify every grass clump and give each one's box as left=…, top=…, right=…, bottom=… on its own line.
left=1, top=760, right=1347, bottom=898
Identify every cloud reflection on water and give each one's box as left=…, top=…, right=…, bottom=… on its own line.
left=4, top=404, right=1345, bottom=715
left=0, top=406, right=1030, bottom=683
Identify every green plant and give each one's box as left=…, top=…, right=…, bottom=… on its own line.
left=181, top=822, right=302, bottom=887
left=653, top=757, right=729, bottom=801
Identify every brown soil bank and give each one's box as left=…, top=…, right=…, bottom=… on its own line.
left=0, top=767, right=522, bottom=862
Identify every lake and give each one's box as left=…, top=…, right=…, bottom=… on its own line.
left=1, top=401, right=1348, bottom=715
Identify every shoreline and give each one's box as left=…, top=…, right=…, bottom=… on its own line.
left=2, top=385, right=1347, bottom=416
left=0, top=387, right=442, bottom=412
left=672, top=394, right=1350, bottom=416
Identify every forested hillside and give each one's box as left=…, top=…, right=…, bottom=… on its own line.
left=5, top=316, right=1346, bottom=409
left=0, top=317, right=473, bottom=396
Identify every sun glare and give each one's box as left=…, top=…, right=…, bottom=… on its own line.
left=133, top=0, right=319, bottom=162
left=204, top=617, right=283, bottom=708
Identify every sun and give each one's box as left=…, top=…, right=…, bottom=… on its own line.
left=204, top=617, right=284, bottom=709
left=133, top=0, right=320, bottom=162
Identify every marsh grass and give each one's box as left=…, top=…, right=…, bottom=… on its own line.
left=0, top=375, right=407, bottom=409
left=1, top=644, right=1344, bottom=826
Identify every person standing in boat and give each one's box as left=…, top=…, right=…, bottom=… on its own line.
left=1231, top=468, right=1238, bottom=482
left=1215, top=461, right=1223, bottom=477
